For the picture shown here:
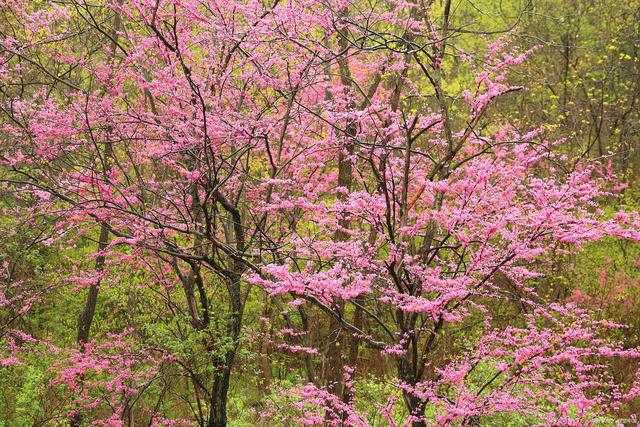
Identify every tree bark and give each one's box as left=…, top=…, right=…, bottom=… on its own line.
left=70, top=5, right=121, bottom=426
left=398, top=358, right=427, bottom=427
left=207, top=274, right=243, bottom=427
left=76, top=225, right=110, bottom=345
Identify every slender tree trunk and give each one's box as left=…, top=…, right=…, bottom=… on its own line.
left=325, top=307, right=345, bottom=395
left=207, top=330, right=239, bottom=427
left=325, top=136, right=355, bottom=398
left=207, top=275, right=243, bottom=427
left=324, top=4, right=358, bottom=399
left=298, top=305, right=317, bottom=383
left=398, top=358, right=427, bottom=427
left=208, top=361, right=234, bottom=427
left=70, top=6, right=121, bottom=426
left=70, top=225, right=110, bottom=427
left=74, top=0, right=122, bottom=348
left=76, top=225, right=110, bottom=345
left=206, top=186, right=246, bottom=427
left=258, top=302, right=273, bottom=389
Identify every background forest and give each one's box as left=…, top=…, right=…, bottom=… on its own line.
left=1, top=0, right=640, bottom=426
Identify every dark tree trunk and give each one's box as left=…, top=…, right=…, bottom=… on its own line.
left=205, top=237, right=245, bottom=427
left=70, top=225, right=109, bottom=427
left=398, top=352, right=427, bottom=427
left=325, top=307, right=345, bottom=396
left=208, top=362, right=233, bottom=427
left=70, top=6, right=121, bottom=426
left=76, top=225, right=110, bottom=344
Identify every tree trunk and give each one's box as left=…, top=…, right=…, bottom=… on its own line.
left=207, top=271, right=243, bottom=427
left=208, top=362, right=233, bottom=427
left=71, top=225, right=110, bottom=427
left=258, top=302, right=273, bottom=388
left=76, top=225, right=110, bottom=345
left=325, top=307, right=345, bottom=396
left=397, top=350, right=427, bottom=427
left=75, top=0, right=121, bottom=348
left=70, top=6, right=121, bottom=425
left=207, top=317, right=240, bottom=427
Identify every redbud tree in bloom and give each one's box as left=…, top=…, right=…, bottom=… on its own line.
left=1, top=0, right=640, bottom=426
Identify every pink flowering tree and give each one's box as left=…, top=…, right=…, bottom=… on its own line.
left=52, top=331, right=176, bottom=426
left=1, top=0, right=640, bottom=426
